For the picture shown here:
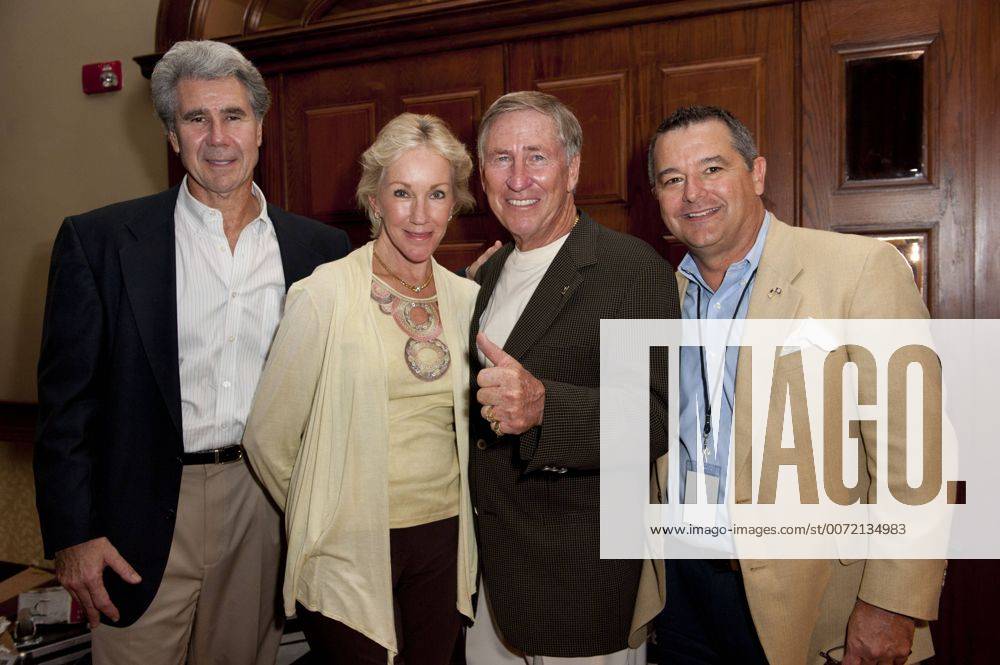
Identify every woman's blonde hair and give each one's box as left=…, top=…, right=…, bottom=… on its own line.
left=356, top=113, right=475, bottom=237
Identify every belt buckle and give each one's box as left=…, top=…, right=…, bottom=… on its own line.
left=214, top=448, right=221, bottom=464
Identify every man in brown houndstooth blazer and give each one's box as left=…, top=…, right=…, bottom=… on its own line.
left=464, top=91, right=679, bottom=663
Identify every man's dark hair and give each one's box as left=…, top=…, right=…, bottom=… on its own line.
left=647, top=106, right=759, bottom=185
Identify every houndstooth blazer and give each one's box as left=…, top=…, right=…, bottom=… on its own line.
left=468, top=210, right=680, bottom=657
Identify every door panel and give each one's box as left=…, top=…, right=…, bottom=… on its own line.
left=802, top=0, right=975, bottom=317
left=507, top=25, right=635, bottom=237
left=635, top=4, right=796, bottom=266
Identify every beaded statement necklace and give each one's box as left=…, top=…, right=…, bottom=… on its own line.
left=371, top=278, right=450, bottom=381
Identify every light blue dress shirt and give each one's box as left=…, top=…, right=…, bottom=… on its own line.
left=677, top=212, right=771, bottom=502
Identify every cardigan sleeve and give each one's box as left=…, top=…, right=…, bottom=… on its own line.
left=244, top=283, right=330, bottom=511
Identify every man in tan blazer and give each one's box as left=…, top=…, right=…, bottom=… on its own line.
left=640, top=106, right=944, bottom=665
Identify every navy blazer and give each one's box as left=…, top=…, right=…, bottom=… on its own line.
left=34, top=186, right=350, bottom=626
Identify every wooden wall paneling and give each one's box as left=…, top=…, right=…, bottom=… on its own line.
left=801, top=0, right=975, bottom=318
left=634, top=4, right=795, bottom=263
left=309, top=0, right=458, bottom=25
left=189, top=0, right=211, bottom=39
left=244, top=0, right=269, bottom=34
left=932, top=559, right=1000, bottom=665
left=535, top=73, right=630, bottom=207
left=155, top=0, right=199, bottom=52
left=143, top=1, right=794, bottom=78
left=283, top=59, right=385, bottom=246
left=432, top=242, right=489, bottom=275
left=401, top=89, right=494, bottom=267
left=260, top=74, right=287, bottom=207
left=402, top=88, right=487, bottom=216
left=302, top=0, right=334, bottom=24
left=928, top=1, right=1000, bottom=661
left=402, top=90, right=483, bottom=157
left=387, top=48, right=505, bottom=266
left=304, top=102, right=377, bottom=218
left=200, top=0, right=251, bottom=39
left=383, top=47, right=504, bottom=120
left=657, top=54, right=767, bottom=264
left=281, top=45, right=504, bottom=259
left=256, top=0, right=310, bottom=31
left=506, top=25, right=635, bottom=236
left=974, top=0, right=1000, bottom=318
left=659, top=57, right=765, bottom=144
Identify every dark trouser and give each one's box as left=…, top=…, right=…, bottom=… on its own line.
left=654, top=559, right=769, bottom=664
left=297, top=515, right=462, bottom=664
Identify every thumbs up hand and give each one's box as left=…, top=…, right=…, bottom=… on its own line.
left=476, top=332, right=545, bottom=435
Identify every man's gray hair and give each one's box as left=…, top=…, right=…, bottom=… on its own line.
left=647, top=106, right=759, bottom=186
left=150, top=40, right=270, bottom=133
left=477, top=91, right=583, bottom=165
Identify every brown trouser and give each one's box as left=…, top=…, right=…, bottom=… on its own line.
left=296, top=515, right=461, bottom=664
left=91, top=459, right=283, bottom=665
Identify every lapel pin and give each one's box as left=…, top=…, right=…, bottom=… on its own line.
left=768, top=287, right=782, bottom=298
left=561, top=285, right=570, bottom=295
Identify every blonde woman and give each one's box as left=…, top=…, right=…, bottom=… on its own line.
left=244, top=113, right=478, bottom=663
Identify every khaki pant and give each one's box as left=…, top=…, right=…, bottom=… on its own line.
left=92, top=459, right=283, bottom=665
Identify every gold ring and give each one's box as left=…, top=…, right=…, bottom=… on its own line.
left=490, top=419, right=503, bottom=436
left=485, top=405, right=496, bottom=421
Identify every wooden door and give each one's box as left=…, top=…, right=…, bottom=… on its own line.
left=801, top=0, right=976, bottom=318
left=276, top=46, right=505, bottom=269
left=803, top=2, right=994, bottom=662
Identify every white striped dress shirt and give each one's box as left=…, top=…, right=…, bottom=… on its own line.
left=175, top=176, right=285, bottom=453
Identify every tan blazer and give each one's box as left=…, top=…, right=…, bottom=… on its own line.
left=631, top=217, right=944, bottom=664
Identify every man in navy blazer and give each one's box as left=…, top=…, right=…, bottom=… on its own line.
left=34, top=41, right=349, bottom=664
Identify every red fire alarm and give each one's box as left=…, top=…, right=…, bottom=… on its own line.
left=82, top=61, right=123, bottom=95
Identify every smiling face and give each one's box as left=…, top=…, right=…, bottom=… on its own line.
left=480, top=109, right=580, bottom=250
left=369, top=145, right=454, bottom=269
left=168, top=76, right=262, bottom=206
left=651, top=119, right=767, bottom=274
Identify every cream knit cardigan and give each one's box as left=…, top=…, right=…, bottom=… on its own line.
left=244, top=242, right=479, bottom=658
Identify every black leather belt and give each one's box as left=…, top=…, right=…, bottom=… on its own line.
left=181, top=444, right=244, bottom=465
